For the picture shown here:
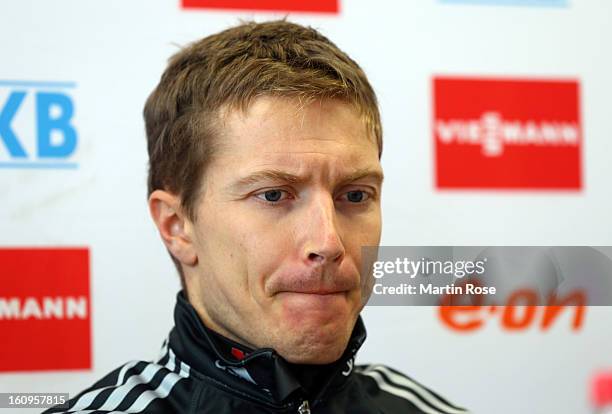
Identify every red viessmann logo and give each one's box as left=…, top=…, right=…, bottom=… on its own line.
left=181, top=0, right=339, bottom=13
left=434, top=77, right=582, bottom=189
left=0, top=248, right=91, bottom=372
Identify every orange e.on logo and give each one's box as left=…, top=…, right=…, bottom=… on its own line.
left=438, top=289, right=587, bottom=332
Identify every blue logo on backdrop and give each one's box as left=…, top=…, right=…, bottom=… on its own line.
left=0, top=80, right=78, bottom=169
left=439, top=0, right=568, bottom=6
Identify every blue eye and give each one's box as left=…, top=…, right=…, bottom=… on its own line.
left=255, top=189, right=286, bottom=203
left=346, top=191, right=368, bottom=203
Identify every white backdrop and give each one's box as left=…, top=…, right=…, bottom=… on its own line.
left=1, top=1, right=611, bottom=413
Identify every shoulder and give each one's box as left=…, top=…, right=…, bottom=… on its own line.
left=353, top=363, right=470, bottom=414
left=43, top=342, right=192, bottom=413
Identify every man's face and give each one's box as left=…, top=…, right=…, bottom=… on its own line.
left=184, top=96, right=383, bottom=364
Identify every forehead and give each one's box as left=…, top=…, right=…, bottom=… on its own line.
left=213, top=96, right=380, bottom=177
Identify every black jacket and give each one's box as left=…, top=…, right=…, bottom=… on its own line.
left=44, top=292, right=468, bottom=413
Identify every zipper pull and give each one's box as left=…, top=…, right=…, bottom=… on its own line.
left=297, top=400, right=311, bottom=414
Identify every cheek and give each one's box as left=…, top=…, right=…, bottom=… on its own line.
left=193, top=207, right=252, bottom=292
left=340, top=211, right=381, bottom=283
left=240, top=229, right=296, bottom=302
left=341, top=209, right=382, bottom=248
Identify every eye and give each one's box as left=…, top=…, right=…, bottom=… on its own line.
left=255, top=189, right=289, bottom=203
left=344, top=190, right=370, bottom=203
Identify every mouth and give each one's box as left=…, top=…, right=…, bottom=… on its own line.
left=281, top=289, right=347, bottom=295
left=276, top=290, right=349, bottom=310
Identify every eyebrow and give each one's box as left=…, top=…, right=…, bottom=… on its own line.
left=231, top=167, right=384, bottom=190
left=339, top=168, right=385, bottom=186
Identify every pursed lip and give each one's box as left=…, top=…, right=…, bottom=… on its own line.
left=278, top=289, right=348, bottom=295
left=278, top=290, right=347, bottom=299
left=266, top=268, right=359, bottom=297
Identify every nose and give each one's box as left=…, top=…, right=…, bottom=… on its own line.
left=302, top=193, right=345, bottom=266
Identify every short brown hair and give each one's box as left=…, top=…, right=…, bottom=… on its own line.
left=143, top=20, right=383, bottom=287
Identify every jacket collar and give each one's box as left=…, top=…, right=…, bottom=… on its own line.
left=168, top=291, right=367, bottom=404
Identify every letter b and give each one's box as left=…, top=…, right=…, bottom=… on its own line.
left=36, top=92, right=77, bottom=158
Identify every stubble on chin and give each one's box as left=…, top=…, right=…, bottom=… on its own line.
left=270, top=313, right=358, bottom=364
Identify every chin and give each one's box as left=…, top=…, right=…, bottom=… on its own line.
left=267, top=297, right=360, bottom=363
left=273, top=319, right=353, bottom=364
left=280, top=339, right=347, bottom=364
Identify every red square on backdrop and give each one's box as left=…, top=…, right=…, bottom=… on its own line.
left=433, top=77, right=582, bottom=190
left=0, top=248, right=91, bottom=372
left=181, top=0, right=339, bottom=13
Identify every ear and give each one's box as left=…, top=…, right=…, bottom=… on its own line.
left=148, top=190, right=198, bottom=267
